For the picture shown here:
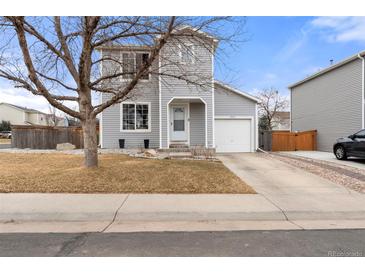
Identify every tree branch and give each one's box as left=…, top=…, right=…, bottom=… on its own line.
left=93, top=16, right=176, bottom=115
left=5, top=17, right=82, bottom=119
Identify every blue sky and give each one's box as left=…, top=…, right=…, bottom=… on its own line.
left=1, top=16, right=365, bottom=113
left=215, top=16, right=365, bottom=97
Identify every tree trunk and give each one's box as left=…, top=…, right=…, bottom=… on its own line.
left=82, top=117, right=98, bottom=168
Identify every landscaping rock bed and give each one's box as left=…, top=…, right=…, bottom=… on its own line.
left=267, top=152, right=365, bottom=193
left=0, top=148, right=218, bottom=161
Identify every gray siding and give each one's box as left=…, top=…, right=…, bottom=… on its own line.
left=160, top=37, right=214, bottom=148
left=214, top=83, right=258, bottom=149
left=291, top=58, right=363, bottom=152
left=100, top=49, right=160, bottom=149
left=190, top=103, right=205, bottom=146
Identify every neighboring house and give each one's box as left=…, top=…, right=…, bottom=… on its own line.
left=271, top=111, right=290, bottom=131
left=99, top=26, right=259, bottom=153
left=289, top=50, right=365, bottom=151
left=0, top=102, right=65, bottom=126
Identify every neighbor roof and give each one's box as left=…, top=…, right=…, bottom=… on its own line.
left=0, top=102, right=46, bottom=114
left=97, top=25, right=219, bottom=51
left=288, top=50, right=365, bottom=89
left=273, top=111, right=290, bottom=120
left=214, top=81, right=259, bottom=103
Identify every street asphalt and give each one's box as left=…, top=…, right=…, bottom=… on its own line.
left=1, top=229, right=365, bottom=256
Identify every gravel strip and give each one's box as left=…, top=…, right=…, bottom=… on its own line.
left=264, top=152, right=365, bottom=193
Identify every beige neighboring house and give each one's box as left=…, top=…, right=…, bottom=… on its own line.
left=271, top=111, right=290, bottom=131
left=0, top=102, right=65, bottom=126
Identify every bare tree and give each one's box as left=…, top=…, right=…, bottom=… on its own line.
left=45, top=104, right=62, bottom=126
left=257, top=88, right=289, bottom=130
left=0, top=16, right=244, bottom=167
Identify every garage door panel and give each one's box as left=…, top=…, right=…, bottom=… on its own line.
left=215, top=119, right=252, bottom=153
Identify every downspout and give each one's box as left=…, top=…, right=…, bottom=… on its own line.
left=358, top=53, right=365, bottom=129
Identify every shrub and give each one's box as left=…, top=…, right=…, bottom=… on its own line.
left=0, top=120, right=11, bottom=132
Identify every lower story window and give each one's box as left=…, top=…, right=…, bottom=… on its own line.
left=122, top=103, right=150, bottom=131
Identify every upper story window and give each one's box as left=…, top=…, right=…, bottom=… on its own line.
left=121, top=52, right=150, bottom=80
left=180, top=44, right=195, bottom=64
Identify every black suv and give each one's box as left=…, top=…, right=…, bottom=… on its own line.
left=333, top=129, right=365, bottom=160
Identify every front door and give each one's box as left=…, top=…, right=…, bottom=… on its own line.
left=170, top=105, right=188, bottom=142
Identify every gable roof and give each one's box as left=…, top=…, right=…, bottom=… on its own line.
left=0, top=102, right=46, bottom=114
left=288, top=50, right=365, bottom=89
left=273, top=111, right=290, bottom=120
left=173, top=25, right=219, bottom=47
left=214, top=81, right=259, bottom=103
left=97, top=25, right=219, bottom=51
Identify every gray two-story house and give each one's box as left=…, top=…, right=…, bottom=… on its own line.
left=99, top=26, right=259, bottom=153
left=289, top=50, right=365, bottom=152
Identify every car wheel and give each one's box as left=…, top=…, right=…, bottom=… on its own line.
left=335, top=145, right=347, bottom=160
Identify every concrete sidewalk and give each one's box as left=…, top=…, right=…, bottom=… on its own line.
left=3, top=192, right=365, bottom=232
left=0, top=193, right=283, bottom=222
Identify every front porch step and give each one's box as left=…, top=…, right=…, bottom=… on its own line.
left=169, top=143, right=189, bottom=149
left=168, top=152, right=193, bottom=159
left=158, top=148, right=191, bottom=153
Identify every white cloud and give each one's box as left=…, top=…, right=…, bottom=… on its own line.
left=264, top=73, right=277, bottom=80
left=310, top=16, right=365, bottom=43
left=0, top=87, right=50, bottom=113
left=275, top=26, right=310, bottom=62
left=0, top=86, right=78, bottom=114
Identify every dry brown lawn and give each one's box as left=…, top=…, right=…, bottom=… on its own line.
left=0, top=139, right=11, bottom=144
left=0, top=153, right=255, bottom=194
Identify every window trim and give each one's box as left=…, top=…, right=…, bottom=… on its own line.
left=120, top=102, right=151, bottom=133
left=179, top=43, right=195, bottom=64
left=120, top=51, right=151, bottom=82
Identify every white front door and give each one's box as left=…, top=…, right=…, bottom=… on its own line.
left=170, top=105, right=188, bottom=142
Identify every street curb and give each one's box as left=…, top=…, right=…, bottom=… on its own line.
left=3, top=211, right=365, bottom=223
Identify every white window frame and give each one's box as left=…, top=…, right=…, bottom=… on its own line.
left=179, top=43, right=195, bottom=64
left=120, top=102, right=151, bottom=132
left=120, top=51, right=150, bottom=82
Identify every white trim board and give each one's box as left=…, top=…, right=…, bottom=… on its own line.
left=214, top=81, right=259, bottom=103
left=211, top=44, right=215, bottom=148
left=158, top=52, right=162, bottom=148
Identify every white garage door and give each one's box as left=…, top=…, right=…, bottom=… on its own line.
left=215, top=119, right=252, bottom=153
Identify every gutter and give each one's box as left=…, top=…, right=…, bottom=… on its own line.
left=358, top=53, right=365, bottom=129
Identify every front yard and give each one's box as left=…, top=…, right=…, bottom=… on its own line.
left=0, top=153, right=255, bottom=194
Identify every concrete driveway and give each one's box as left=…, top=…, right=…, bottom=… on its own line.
left=280, top=151, right=365, bottom=170
left=218, top=153, right=365, bottom=220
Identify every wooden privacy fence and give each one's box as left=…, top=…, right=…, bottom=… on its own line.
left=271, top=130, right=317, bottom=152
left=11, top=125, right=84, bottom=149
left=259, top=130, right=273, bottom=151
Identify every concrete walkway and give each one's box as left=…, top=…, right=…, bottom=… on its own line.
left=281, top=150, right=365, bottom=170
left=218, top=153, right=365, bottom=220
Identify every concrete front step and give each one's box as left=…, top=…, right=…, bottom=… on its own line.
left=169, top=144, right=189, bottom=149
left=168, top=152, right=193, bottom=158
left=158, top=148, right=191, bottom=153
